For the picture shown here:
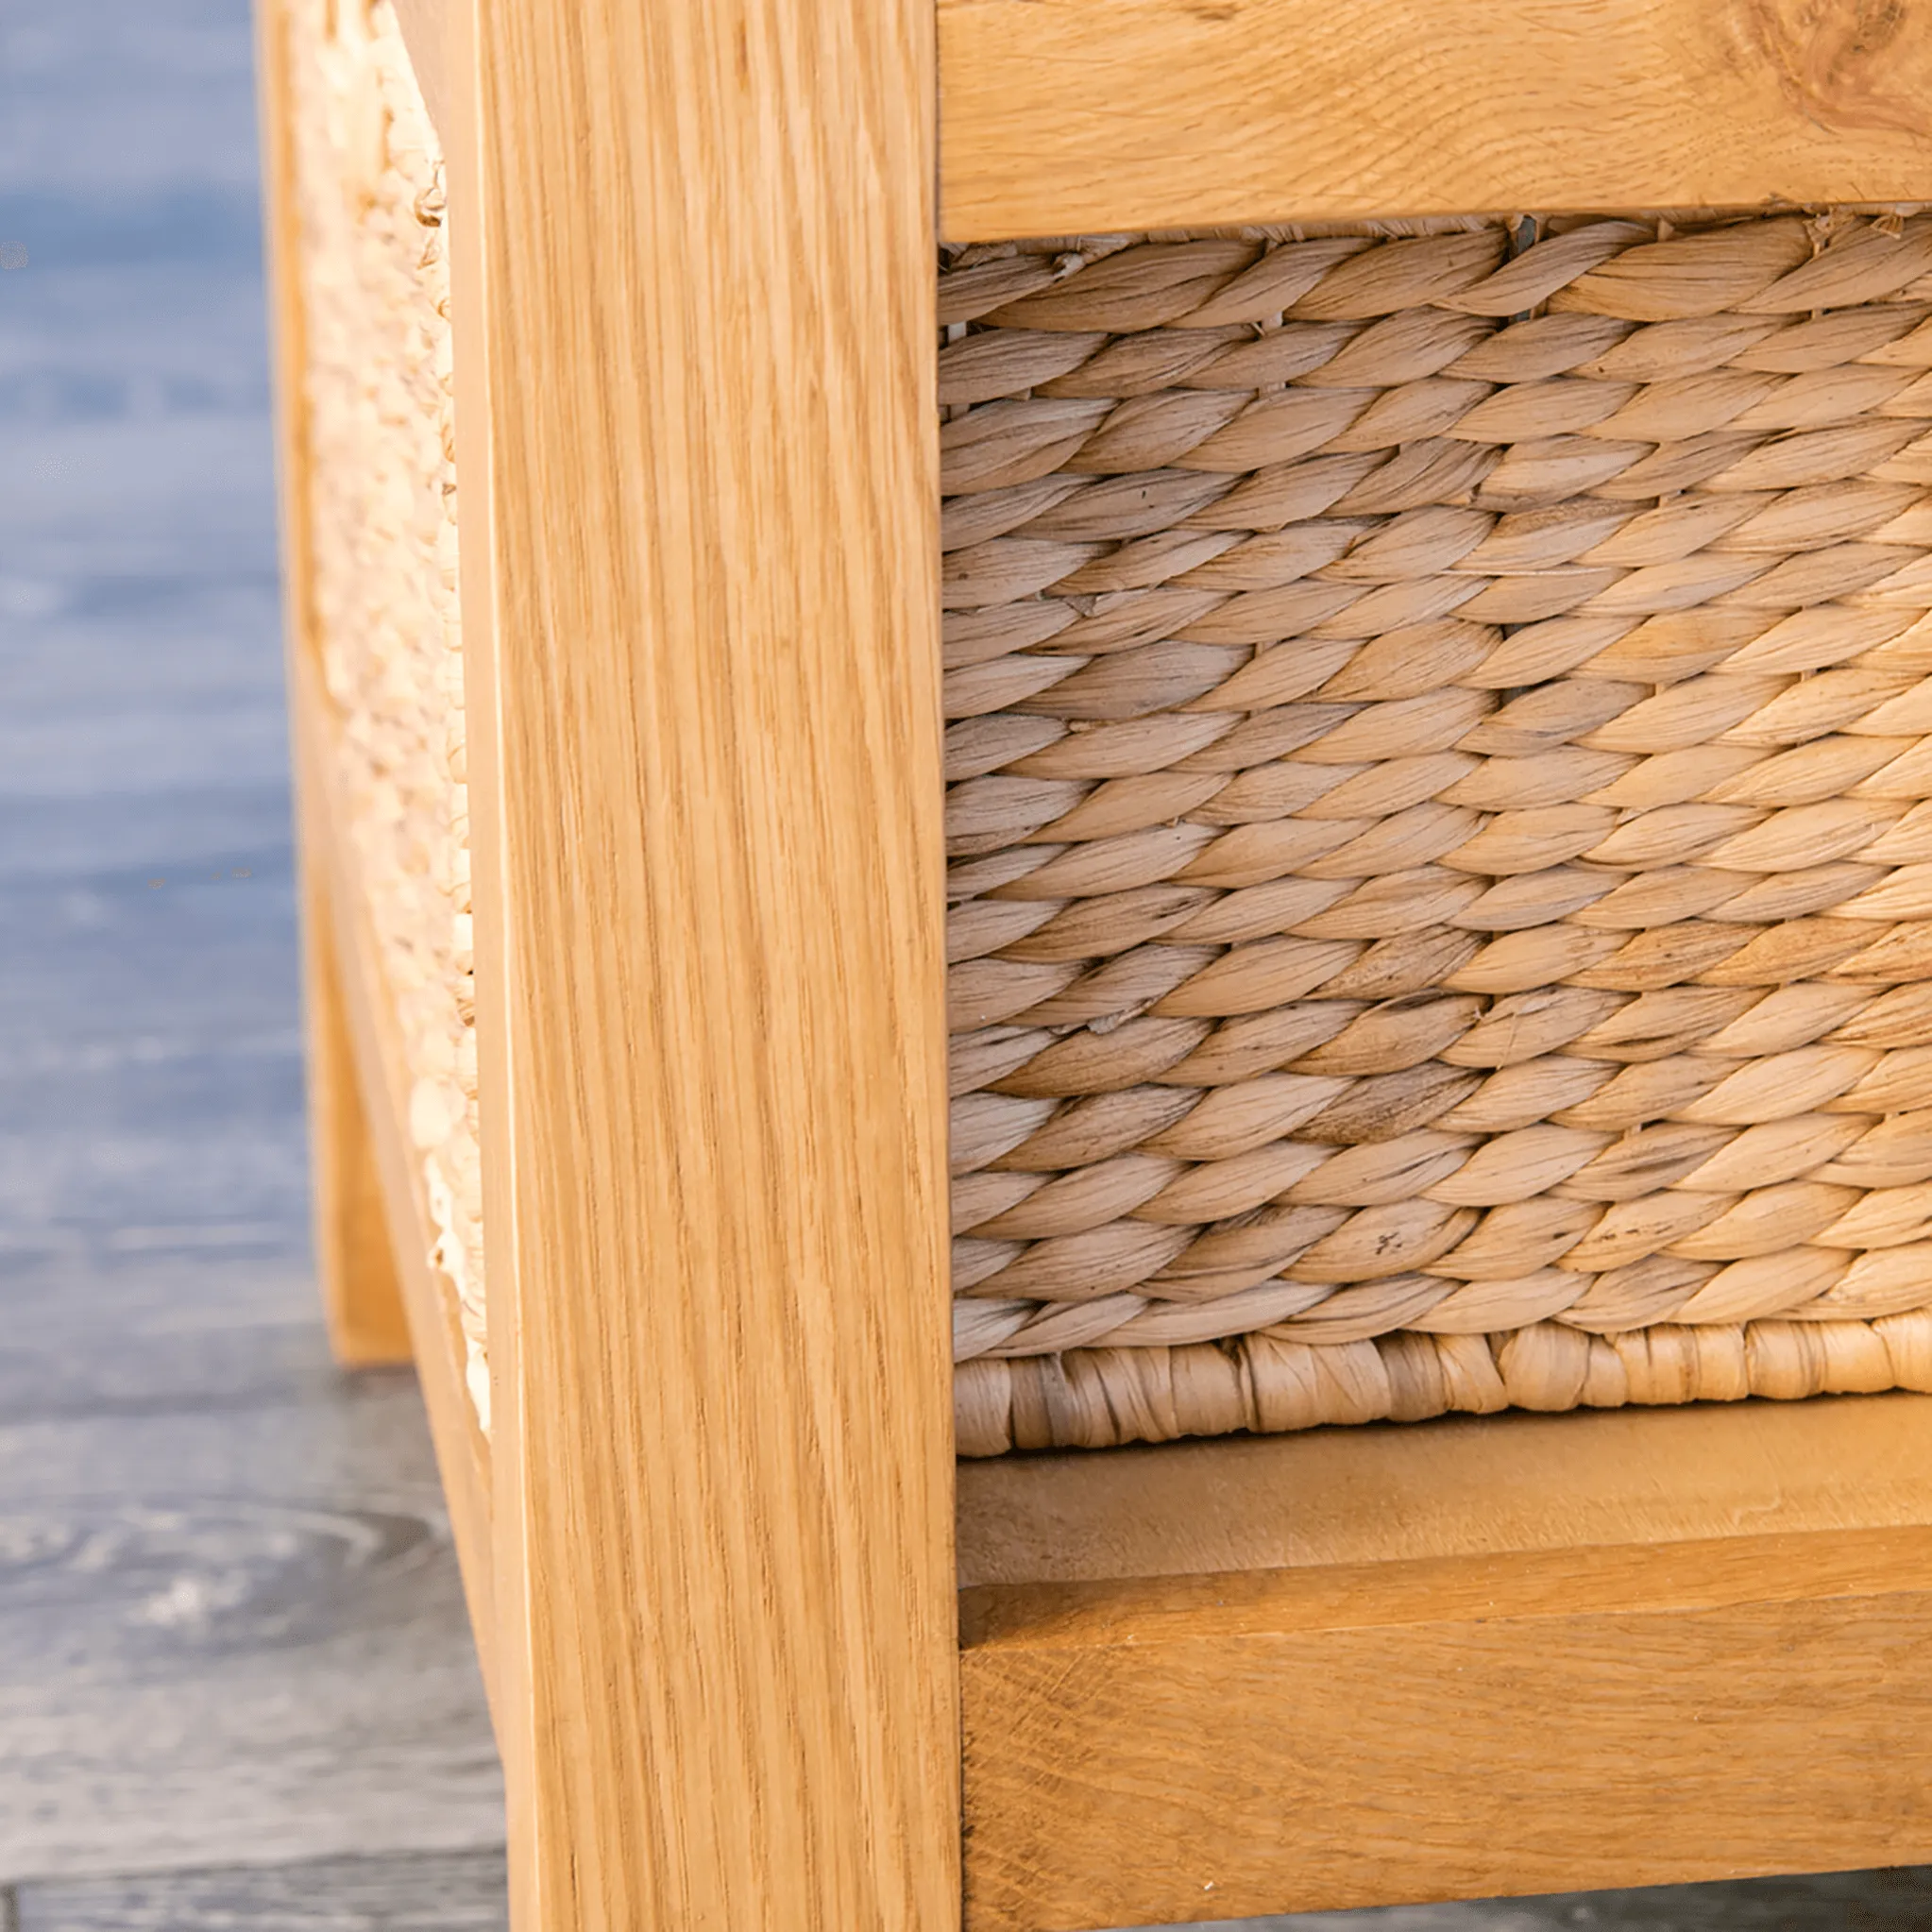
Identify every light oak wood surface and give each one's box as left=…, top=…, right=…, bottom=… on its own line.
left=959, top=1394, right=1932, bottom=1923
left=962, top=1525, right=1932, bottom=1929
left=444, top=0, right=959, bottom=1925
left=958, top=1392, right=1932, bottom=1585
left=297, top=870, right=414, bottom=1369
left=277, top=5, right=1932, bottom=1928
left=331, top=0, right=1932, bottom=237
left=938, top=0, right=1932, bottom=238
left=258, top=0, right=415, bottom=1374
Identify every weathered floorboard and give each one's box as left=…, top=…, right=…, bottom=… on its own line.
left=0, top=1390, right=502, bottom=1884
left=1137, top=1864, right=1932, bottom=1929
left=0, top=0, right=504, bottom=1890
left=18, top=1849, right=508, bottom=1931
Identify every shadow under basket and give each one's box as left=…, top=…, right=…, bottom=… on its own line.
left=942, top=210, right=1932, bottom=1455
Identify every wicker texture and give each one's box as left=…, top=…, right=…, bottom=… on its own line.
left=290, top=0, right=486, bottom=1420
left=944, top=214, right=1932, bottom=1455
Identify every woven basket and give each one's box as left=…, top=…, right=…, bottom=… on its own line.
left=944, top=213, right=1932, bottom=1455
left=288, top=0, right=486, bottom=1415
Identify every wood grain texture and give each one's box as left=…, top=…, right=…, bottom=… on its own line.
left=962, top=1526, right=1932, bottom=1930
left=958, top=1392, right=1932, bottom=1586
left=18, top=1851, right=507, bottom=1931
left=259, top=0, right=414, bottom=1372
left=290, top=653, right=498, bottom=1698
left=938, top=0, right=1932, bottom=239
left=298, top=846, right=415, bottom=1368
left=445, top=0, right=958, bottom=1925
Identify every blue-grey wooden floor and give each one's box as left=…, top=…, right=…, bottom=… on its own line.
left=5, top=2, right=1932, bottom=1925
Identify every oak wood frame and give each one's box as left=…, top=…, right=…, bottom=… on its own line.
left=934, top=0, right=1932, bottom=240
left=263, top=2, right=1932, bottom=1927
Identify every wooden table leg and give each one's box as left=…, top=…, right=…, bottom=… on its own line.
left=297, top=839, right=415, bottom=1367
left=259, top=0, right=414, bottom=1371
left=445, top=0, right=959, bottom=1924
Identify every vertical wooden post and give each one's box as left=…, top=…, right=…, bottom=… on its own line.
left=445, top=0, right=958, bottom=1924
left=258, top=0, right=414, bottom=1369
left=297, top=852, right=415, bottom=1366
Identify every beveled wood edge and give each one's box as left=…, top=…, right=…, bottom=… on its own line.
left=290, top=652, right=500, bottom=1707
left=961, top=1519, right=1932, bottom=1648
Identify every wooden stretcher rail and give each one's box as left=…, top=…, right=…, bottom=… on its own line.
left=958, top=1395, right=1932, bottom=1928
left=960, top=1521, right=1932, bottom=1928
left=957, top=1392, right=1932, bottom=1584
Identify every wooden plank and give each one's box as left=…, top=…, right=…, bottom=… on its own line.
left=443, top=0, right=958, bottom=1926
left=19, top=1851, right=508, bottom=1930
left=297, top=840, right=415, bottom=1368
left=261, top=0, right=415, bottom=1372
left=937, top=0, right=1932, bottom=240
left=257, top=0, right=412, bottom=1372
left=958, top=1392, right=1932, bottom=1586
left=961, top=1526, right=1932, bottom=1929
left=289, top=655, right=499, bottom=1703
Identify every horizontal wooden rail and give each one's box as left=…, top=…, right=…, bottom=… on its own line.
left=377, top=0, right=1932, bottom=238
left=958, top=1392, right=1932, bottom=1585
left=959, top=1395, right=1932, bottom=1927
left=961, top=1522, right=1932, bottom=1928
left=938, top=0, right=1932, bottom=238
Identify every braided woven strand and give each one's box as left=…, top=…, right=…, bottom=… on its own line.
left=944, top=212, right=1932, bottom=1454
